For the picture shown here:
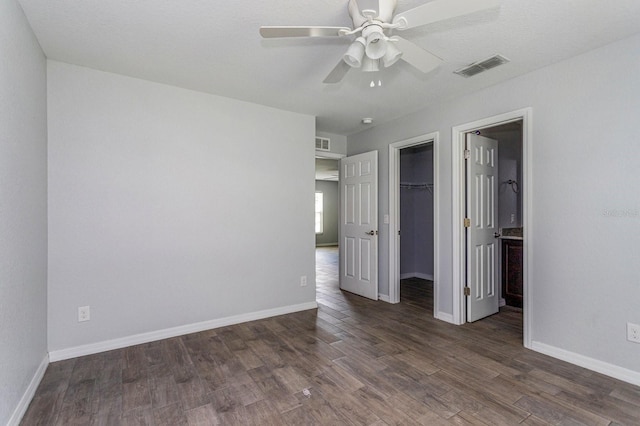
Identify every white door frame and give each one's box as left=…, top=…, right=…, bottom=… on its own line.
left=388, top=132, right=440, bottom=314
left=451, top=108, right=532, bottom=348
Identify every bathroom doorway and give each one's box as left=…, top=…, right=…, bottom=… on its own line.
left=452, top=108, right=532, bottom=347
left=480, top=122, right=524, bottom=310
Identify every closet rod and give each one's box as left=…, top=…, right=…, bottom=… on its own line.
left=400, top=182, right=434, bottom=194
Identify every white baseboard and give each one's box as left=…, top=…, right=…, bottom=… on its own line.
left=531, top=341, right=640, bottom=387
left=315, top=243, right=339, bottom=247
left=378, top=293, right=391, bottom=303
left=8, top=354, right=49, bottom=426
left=435, top=311, right=455, bottom=324
left=49, top=302, right=318, bottom=362
left=400, top=272, right=434, bottom=281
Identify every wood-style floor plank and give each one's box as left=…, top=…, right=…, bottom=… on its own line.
left=21, top=246, right=640, bottom=425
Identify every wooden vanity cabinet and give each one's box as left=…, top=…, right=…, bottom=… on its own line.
left=502, top=239, right=523, bottom=308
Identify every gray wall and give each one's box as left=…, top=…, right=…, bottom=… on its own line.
left=348, top=34, right=640, bottom=375
left=47, top=61, right=316, bottom=354
left=0, top=1, right=48, bottom=423
left=400, top=145, right=434, bottom=278
left=315, top=180, right=339, bottom=246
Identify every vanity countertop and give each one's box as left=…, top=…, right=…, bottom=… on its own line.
left=501, top=227, right=523, bottom=239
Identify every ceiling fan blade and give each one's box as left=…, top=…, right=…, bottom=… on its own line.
left=392, top=0, right=501, bottom=30
left=393, top=37, right=443, bottom=73
left=260, top=26, right=351, bottom=38
left=323, top=60, right=351, bottom=84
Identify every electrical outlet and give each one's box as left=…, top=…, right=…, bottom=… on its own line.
left=300, top=275, right=307, bottom=287
left=510, top=213, right=516, bottom=224
left=628, top=323, right=640, bottom=343
left=78, top=306, right=90, bottom=322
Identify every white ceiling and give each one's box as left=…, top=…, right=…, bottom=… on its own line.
left=18, top=0, right=640, bottom=135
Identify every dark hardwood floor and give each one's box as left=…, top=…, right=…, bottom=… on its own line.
left=22, top=246, right=640, bottom=425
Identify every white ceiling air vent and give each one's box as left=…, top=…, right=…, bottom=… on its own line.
left=454, top=54, right=510, bottom=78
left=315, top=137, right=330, bottom=152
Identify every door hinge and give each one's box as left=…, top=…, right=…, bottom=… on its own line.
left=464, top=218, right=471, bottom=227
left=464, top=149, right=470, bottom=160
left=464, top=287, right=471, bottom=296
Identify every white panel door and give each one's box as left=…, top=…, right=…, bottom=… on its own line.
left=340, top=151, right=378, bottom=300
left=466, top=134, right=499, bottom=322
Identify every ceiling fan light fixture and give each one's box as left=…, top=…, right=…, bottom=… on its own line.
left=343, top=37, right=366, bottom=68
left=363, top=26, right=387, bottom=60
left=382, top=40, right=402, bottom=67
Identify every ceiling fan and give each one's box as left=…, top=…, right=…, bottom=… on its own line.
left=260, top=0, right=501, bottom=83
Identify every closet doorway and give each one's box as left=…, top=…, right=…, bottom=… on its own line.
left=388, top=132, right=440, bottom=318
